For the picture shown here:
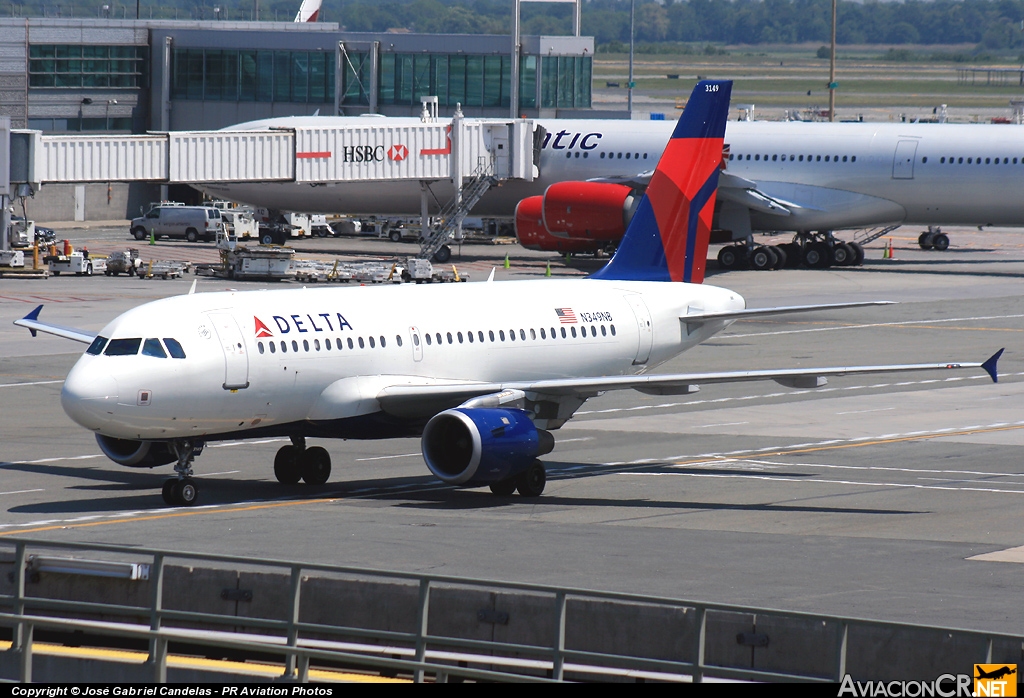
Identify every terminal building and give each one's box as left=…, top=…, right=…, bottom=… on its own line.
left=0, top=17, right=598, bottom=220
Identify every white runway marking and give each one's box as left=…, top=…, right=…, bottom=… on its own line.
left=0, top=380, right=64, bottom=388
left=0, top=489, right=43, bottom=496
left=355, top=453, right=420, bottom=462
left=836, top=407, right=895, bottom=415
left=623, top=471, right=1024, bottom=495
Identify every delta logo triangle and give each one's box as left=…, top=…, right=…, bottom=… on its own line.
left=254, top=317, right=274, bottom=338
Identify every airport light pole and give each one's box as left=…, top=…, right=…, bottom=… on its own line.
left=828, top=0, right=837, bottom=122
left=628, top=0, right=634, bottom=114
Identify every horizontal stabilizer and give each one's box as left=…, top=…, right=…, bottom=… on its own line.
left=14, top=305, right=97, bottom=344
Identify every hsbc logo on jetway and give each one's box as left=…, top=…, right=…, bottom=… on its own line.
left=342, top=145, right=386, bottom=163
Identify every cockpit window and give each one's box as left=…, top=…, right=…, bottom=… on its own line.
left=104, top=338, right=142, bottom=356
left=86, top=336, right=108, bottom=355
left=142, top=338, right=167, bottom=358
left=163, top=338, right=186, bottom=359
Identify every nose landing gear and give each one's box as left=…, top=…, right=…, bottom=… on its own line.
left=161, top=440, right=204, bottom=507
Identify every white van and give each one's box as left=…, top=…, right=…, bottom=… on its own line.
left=131, top=206, right=224, bottom=242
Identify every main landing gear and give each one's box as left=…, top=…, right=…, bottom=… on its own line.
left=162, top=439, right=204, bottom=507
left=487, top=459, right=547, bottom=498
left=717, top=231, right=865, bottom=272
left=918, top=226, right=950, bottom=251
left=273, top=436, right=333, bottom=486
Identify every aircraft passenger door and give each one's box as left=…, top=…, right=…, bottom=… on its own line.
left=208, top=313, right=250, bottom=390
left=624, top=295, right=653, bottom=365
left=409, top=326, right=423, bottom=362
left=892, top=140, right=918, bottom=179
left=492, top=127, right=510, bottom=178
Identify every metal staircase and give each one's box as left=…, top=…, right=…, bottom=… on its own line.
left=418, top=159, right=499, bottom=261
left=851, top=224, right=902, bottom=246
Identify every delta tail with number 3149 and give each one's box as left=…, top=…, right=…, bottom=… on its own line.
left=16, top=81, right=1002, bottom=507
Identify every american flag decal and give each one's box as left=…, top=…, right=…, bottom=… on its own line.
left=555, top=308, right=577, bottom=324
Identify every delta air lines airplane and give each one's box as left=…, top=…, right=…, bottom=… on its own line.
left=17, top=82, right=1001, bottom=507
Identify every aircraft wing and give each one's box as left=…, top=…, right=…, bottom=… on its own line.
left=681, top=300, right=895, bottom=328
left=376, top=349, right=1002, bottom=419
left=14, top=305, right=97, bottom=344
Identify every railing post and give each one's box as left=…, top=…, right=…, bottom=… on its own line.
left=414, top=579, right=431, bottom=684
left=285, top=565, right=302, bottom=679
left=834, top=621, right=849, bottom=682
left=12, top=542, right=25, bottom=651
left=148, top=553, right=166, bottom=682
left=19, top=622, right=31, bottom=683
left=693, top=606, right=706, bottom=683
left=553, top=591, right=566, bottom=681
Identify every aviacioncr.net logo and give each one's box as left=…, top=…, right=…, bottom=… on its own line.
left=839, top=674, right=974, bottom=697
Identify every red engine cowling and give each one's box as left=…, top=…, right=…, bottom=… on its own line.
left=515, top=196, right=604, bottom=253
left=542, top=182, right=634, bottom=241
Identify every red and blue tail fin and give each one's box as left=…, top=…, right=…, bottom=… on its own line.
left=591, top=80, right=732, bottom=283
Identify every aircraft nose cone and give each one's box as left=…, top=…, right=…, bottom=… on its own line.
left=61, top=365, right=118, bottom=430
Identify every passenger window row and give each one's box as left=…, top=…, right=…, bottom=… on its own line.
left=730, top=153, right=856, bottom=163
left=598, top=152, right=648, bottom=160
left=938, top=156, right=1019, bottom=164
left=421, top=323, right=616, bottom=346
left=87, top=336, right=187, bottom=358
left=256, top=323, right=620, bottom=355
left=257, top=333, right=404, bottom=355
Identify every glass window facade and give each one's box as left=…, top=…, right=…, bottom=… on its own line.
left=29, top=45, right=147, bottom=88
left=541, top=55, right=591, bottom=110
left=169, top=46, right=589, bottom=110
left=353, top=52, right=582, bottom=110
left=171, top=48, right=334, bottom=103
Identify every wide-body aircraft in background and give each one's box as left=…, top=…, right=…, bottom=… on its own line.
left=202, top=110, right=1024, bottom=268
left=17, top=81, right=1000, bottom=507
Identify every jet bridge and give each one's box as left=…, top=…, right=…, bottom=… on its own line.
left=12, top=115, right=538, bottom=189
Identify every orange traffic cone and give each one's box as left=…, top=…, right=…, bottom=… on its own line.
left=888, top=238, right=895, bottom=259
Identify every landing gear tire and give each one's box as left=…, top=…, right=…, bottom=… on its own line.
left=831, top=242, right=854, bottom=266
left=717, top=245, right=745, bottom=270
left=803, top=242, right=832, bottom=269
left=516, top=460, right=546, bottom=497
left=849, top=242, right=865, bottom=266
left=300, top=446, right=332, bottom=485
left=932, top=233, right=949, bottom=251
left=489, top=478, right=518, bottom=496
left=749, top=246, right=774, bottom=271
left=163, top=478, right=198, bottom=506
left=770, top=245, right=787, bottom=270
left=780, top=242, right=803, bottom=268
left=918, top=232, right=934, bottom=249
left=175, top=478, right=199, bottom=506
left=161, top=479, right=176, bottom=504
left=274, top=445, right=303, bottom=484
left=432, top=245, right=452, bottom=263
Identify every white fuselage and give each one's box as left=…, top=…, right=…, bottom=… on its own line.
left=62, top=279, right=743, bottom=441
left=201, top=117, right=1024, bottom=230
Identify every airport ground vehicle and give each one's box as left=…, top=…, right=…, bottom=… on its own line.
left=105, top=249, right=142, bottom=276
left=131, top=206, right=224, bottom=243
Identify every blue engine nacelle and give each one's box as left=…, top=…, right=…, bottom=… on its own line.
left=421, top=408, right=555, bottom=486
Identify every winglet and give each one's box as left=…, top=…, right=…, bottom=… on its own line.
left=982, top=348, right=1003, bottom=383
left=23, top=305, right=43, bottom=337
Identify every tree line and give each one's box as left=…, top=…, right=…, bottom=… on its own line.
left=9, top=0, right=1024, bottom=50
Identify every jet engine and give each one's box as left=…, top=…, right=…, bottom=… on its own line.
left=514, top=197, right=604, bottom=253
left=542, top=182, right=635, bottom=240
left=421, top=408, right=554, bottom=486
left=96, top=434, right=176, bottom=468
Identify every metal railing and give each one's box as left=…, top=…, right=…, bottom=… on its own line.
left=0, top=537, right=1020, bottom=683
